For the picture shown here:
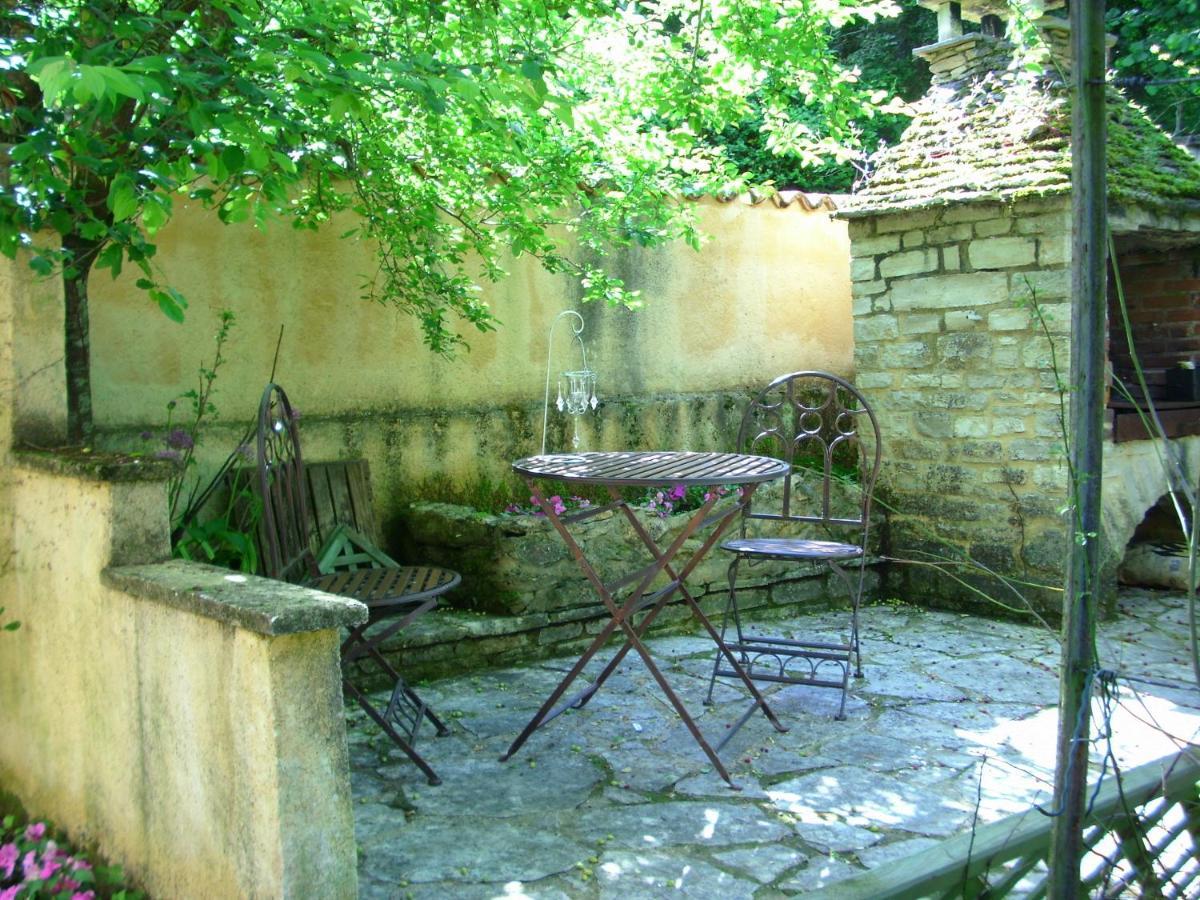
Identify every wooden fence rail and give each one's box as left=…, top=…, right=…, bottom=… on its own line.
left=814, top=749, right=1199, bottom=898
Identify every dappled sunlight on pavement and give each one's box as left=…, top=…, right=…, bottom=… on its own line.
left=348, top=589, right=1199, bottom=898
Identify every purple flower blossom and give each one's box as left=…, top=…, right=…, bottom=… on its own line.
left=0, top=842, right=17, bottom=879
left=154, top=449, right=183, bottom=462
left=669, top=484, right=687, bottom=501
left=166, top=428, right=195, bottom=451
left=138, top=430, right=154, bottom=442
left=23, top=823, right=45, bottom=842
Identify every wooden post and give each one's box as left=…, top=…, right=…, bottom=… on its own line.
left=1049, top=1, right=1108, bottom=895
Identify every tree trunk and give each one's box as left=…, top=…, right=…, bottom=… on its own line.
left=62, top=232, right=99, bottom=446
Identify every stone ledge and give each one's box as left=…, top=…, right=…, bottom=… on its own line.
left=103, top=559, right=368, bottom=636
left=13, top=447, right=178, bottom=482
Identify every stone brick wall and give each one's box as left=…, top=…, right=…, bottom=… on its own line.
left=847, top=197, right=1073, bottom=617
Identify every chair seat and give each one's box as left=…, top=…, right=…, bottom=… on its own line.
left=310, top=565, right=461, bottom=609
left=721, top=537, right=864, bottom=561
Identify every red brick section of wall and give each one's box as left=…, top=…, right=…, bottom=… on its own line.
left=1109, top=247, right=1200, bottom=395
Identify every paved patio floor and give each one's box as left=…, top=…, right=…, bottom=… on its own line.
left=348, top=589, right=1200, bottom=898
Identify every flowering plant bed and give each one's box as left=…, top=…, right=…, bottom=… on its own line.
left=1, top=814, right=135, bottom=899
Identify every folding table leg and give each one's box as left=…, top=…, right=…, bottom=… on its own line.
left=344, top=678, right=441, bottom=785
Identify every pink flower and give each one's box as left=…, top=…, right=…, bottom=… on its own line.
left=548, top=495, right=567, bottom=515
left=1, top=886, right=20, bottom=900
left=23, top=822, right=46, bottom=842
left=0, top=842, right=17, bottom=878
left=35, top=854, right=62, bottom=880
left=669, top=484, right=687, bottom=501
left=71, top=892, right=96, bottom=900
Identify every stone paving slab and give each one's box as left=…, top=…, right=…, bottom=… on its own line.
left=349, top=590, right=1200, bottom=897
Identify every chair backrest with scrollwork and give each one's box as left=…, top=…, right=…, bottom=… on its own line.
left=256, top=382, right=320, bottom=584
left=737, top=371, right=882, bottom=531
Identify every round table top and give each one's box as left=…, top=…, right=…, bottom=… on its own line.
left=512, top=450, right=789, bottom=487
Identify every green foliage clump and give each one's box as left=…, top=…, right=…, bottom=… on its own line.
left=1107, top=0, right=1200, bottom=137
left=0, top=0, right=901, bottom=445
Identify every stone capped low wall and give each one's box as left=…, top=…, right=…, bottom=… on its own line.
left=0, top=451, right=364, bottom=900
left=385, top=479, right=883, bottom=680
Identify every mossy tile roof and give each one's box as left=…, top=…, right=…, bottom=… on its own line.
left=845, top=68, right=1200, bottom=218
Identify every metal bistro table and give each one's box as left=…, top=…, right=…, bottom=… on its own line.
left=500, top=450, right=792, bottom=788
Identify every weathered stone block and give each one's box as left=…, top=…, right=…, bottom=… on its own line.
left=944, top=309, right=983, bottom=331
left=899, top=313, right=943, bottom=335
left=852, top=279, right=888, bottom=298
left=992, top=345, right=1021, bottom=368
left=856, top=314, right=900, bottom=342
left=1032, top=462, right=1068, bottom=489
left=943, top=245, right=962, bottom=271
left=1009, top=440, right=1054, bottom=461
left=856, top=372, right=894, bottom=390
left=880, top=249, right=940, bottom=278
left=923, top=464, right=970, bottom=492
left=988, top=308, right=1032, bottom=331
left=953, top=417, right=990, bottom=437
left=973, top=218, right=1013, bottom=238
left=538, top=621, right=584, bottom=645
left=890, top=272, right=1009, bottom=311
left=1015, top=213, right=1069, bottom=236
left=851, top=233, right=902, bottom=255
left=1022, top=528, right=1069, bottom=572
left=851, top=256, right=878, bottom=282
left=1038, top=231, right=1071, bottom=266
left=937, top=332, right=992, bottom=367
left=878, top=209, right=941, bottom=233
left=991, top=417, right=1028, bottom=435
left=969, top=237, right=1037, bottom=270
left=1036, top=302, right=1071, bottom=333
left=943, top=203, right=1003, bottom=224
left=852, top=296, right=873, bottom=317
left=892, top=340, right=935, bottom=367
left=1035, top=411, right=1066, bottom=439
left=902, top=373, right=965, bottom=389
left=959, top=441, right=1004, bottom=459
left=915, top=412, right=954, bottom=438
left=928, top=223, right=973, bottom=244
left=847, top=219, right=875, bottom=241
left=902, top=230, right=926, bottom=249
left=1014, top=267, right=1070, bottom=301
left=1021, top=341, right=1054, bottom=370
left=887, top=437, right=949, bottom=461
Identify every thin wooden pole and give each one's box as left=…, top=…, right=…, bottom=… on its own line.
left=1049, top=1, right=1108, bottom=895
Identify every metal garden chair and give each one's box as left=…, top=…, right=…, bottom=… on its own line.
left=256, top=382, right=460, bottom=784
left=706, top=371, right=881, bottom=721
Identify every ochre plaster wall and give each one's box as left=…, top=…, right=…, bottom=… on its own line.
left=80, top=196, right=853, bottom=519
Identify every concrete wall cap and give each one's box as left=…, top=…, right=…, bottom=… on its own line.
left=14, top=447, right=178, bottom=482
left=103, top=559, right=369, bottom=635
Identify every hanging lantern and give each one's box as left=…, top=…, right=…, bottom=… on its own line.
left=541, top=311, right=598, bottom=454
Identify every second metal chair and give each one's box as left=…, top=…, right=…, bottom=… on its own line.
left=706, top=371, right=881, bottom=721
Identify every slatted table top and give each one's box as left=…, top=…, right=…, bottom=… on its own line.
left=310, top=565, right=460, bottom=607
left=513, top=451, right=789, bottom=487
